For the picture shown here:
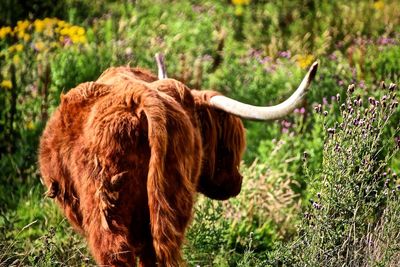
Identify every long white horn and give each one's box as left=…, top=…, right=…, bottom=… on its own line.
left=209, top=62, right=318, bottom=120
left=155, top=53, right=168, bottom=80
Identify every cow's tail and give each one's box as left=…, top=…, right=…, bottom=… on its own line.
left=142, top=89, right=196, bottom=266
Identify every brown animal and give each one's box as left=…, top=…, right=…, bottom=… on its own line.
left=39, top=57, right=317, bottom=266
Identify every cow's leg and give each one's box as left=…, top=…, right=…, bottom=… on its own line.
left=87, top=223, right=135, bottom=267
left=138, top=241, right=157, bottom=267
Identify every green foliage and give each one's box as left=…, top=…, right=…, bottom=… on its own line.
left=0, top=0, right=399, bottom=265
left=273, top=83, right=400, bottom=266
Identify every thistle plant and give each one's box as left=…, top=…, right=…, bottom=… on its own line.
left=290, top=83, right=399, bottom=266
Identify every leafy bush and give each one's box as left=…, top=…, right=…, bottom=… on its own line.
left=271, top=83, right=400, bottom=266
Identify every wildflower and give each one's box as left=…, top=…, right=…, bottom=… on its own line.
left=0, top=26, right=12, bottom=39
left=15, top=44, right=23, bottom=52
left=26, top=121, right=35, bottom=130
left=23, top=34, right=31, bottom=42
left=313, top=202, right=322, bottom=210
left=296, top=54, right=314, bottom=69
left=234, top=5, right=244, bottom=16
left=1, top=80, right=12, bottom=89
left=57, top=20, right=68, bottom=28
left=232, top=0, right=250, bottom=5
left=327, top=128, right=335, bottom=135
left=13, top=54, right=20, bottom=64
left=314, top=104, right=322, bottom=113
left=77, top=27, right=85, bottom=36
left=16, top=20, right=30, bottom=32
left=278, top=50, right=291, bottom=58
left=347, top=84, right=355, bottom=94
left=34, top=41, right=45, bottom=51
left=373, top=0, right=384, bottom=10
left=34, top=19, right=45, bottom=33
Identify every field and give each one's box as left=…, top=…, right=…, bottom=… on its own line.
left=0, top=0, right=399, bottom=266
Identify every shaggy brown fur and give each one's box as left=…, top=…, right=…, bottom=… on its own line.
left=39, top=66, right=246, bottom=266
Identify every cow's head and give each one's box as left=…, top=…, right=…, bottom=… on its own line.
left=154, top=54, right=318, bottom=200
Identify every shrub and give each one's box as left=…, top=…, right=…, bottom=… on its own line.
left=274, top=83, right=400, bottom=266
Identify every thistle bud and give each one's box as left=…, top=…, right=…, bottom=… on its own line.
left=389, top=83, right=397, bottom=92
left=347, top=84, right=355, bottom=94
left=369, top=97, right=375, bottom=105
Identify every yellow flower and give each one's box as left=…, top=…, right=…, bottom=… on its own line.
left=34, top=19, right=45, bottom=32
left=296, top=54, right=314, bottom=69
left=60, top=27, right=70, bottom=35
left=34, top=41, right=45, bottom=51
left=1, top=80, right=12, bottom=89
left=235, top=5, right=244, bottom=16
left=23, top=33, right=31, bottom=42
left=373, top=0, right=384, bottom=10
left=15, top=44, right=23, bottom=52
left=0, top=26, right=12, bottom=39
left=69, top=25, right=79, bottom=35
left=77, top=27, right=85, bottom=36
left=26, top=121, right=35, bottom=130
left=16, top=20, right=30, bottom=32
left=232, top=0, right=250, bottom=5
left=13, top=54, right=20, bottom=64
left=8, top=45, right=15, bottom=52
left=8, top=44, right=22, bottom=53
left=17, top=30, right=25, bottom=39
left=57, top=20, right=67, bottom=28
left=43, top=17, right=56, bottom=27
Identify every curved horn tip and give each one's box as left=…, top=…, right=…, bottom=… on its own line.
left=308, top=61, right=319, bottom=81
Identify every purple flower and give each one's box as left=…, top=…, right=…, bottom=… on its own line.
left=259, top=56, right=271, bottom=64
left=377, top=37, right=397, bottom=46
left=278, top=50, right=291, bottom=58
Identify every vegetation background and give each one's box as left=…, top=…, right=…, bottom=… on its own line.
left=0, top=0, right=399, bottom=266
